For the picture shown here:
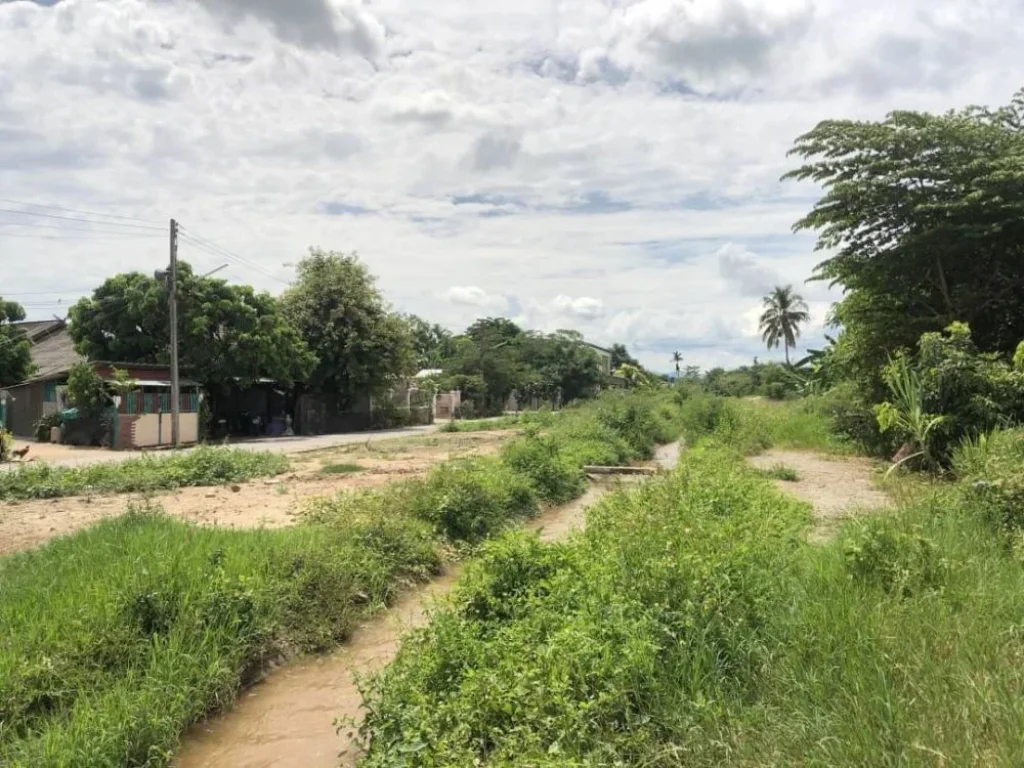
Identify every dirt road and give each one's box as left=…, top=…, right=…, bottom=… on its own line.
left=0, top=431, right=514, bottom=556
left=747, top=449, right=892, bottom=541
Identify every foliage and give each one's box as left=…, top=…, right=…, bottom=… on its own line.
left=361, top=412, right=1024, bottom=767
left=403, top=314, right=455, bottom=370
left=0, top=506, right=441, bottom=766
left=69, top=264, right=314, bottom=395
left=0, top=428, right=12, bottom=462
left=876, top=323, right=1024, bottom=466
left=759, top=285, right=810, bottom=365
left=0, top=298, right=33, bottom=387
left=0, top=447, right=288, bottom=501
left=32, top=412, right=63, bottom=443
left=107, top=367, right=138, bottom=402
left=65, top=362, right=108, bottom=418
left=703, top=360, right=801, bottom=399
left=280, top=249, right=414, bottom=406
left=441, top=320, right=604, bottom=413
left=786, top=90, right=1024, bottom=384
left=613, top=363, right=650, bottom=389
left=500, top=435, right=585, bottom=503
left=762, top=463, right=799, bottom=481
left=953, top=427, right=1024, bottom=534
left=875, top=354, right=947, bottom=471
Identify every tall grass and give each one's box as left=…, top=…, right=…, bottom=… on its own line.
left=0, top=390, right=680, bottom=766
left=358, top=415, right=1024, bottom=765
left=0, top=507, right=440, bottom=766
left=0, top=447, right=289, bottom=501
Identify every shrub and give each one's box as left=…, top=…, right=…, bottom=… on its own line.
left=952, top=428, right=1024, bottom=533
left=409, top=459, right=538, bottom=542
left=499, top=435, right=584, bottom=503
left=842, top=518, right=949, bottom=597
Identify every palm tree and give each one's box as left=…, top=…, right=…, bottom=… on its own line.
left=759, top=285, right=810, bottom=366
left=670, top=351, right=683, bottom=376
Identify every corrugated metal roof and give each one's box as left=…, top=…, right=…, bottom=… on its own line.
left=12, top=319, right=64, bottom=343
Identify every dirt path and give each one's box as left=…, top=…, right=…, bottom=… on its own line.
left=747, top=449, right=892, bottom=541
left=0, top=432, right=514, bottom=556
left=174, top=443, right=681, bottom=768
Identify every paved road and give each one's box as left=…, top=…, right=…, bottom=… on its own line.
left=2, top=425, right=442, bottom=470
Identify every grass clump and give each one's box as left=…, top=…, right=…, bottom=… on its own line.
left=0, top=447, right=288, bottom=501
left=0, top=506, right=440, bottom=767
left=319, top=462, right=364, bottom=476
left=761, top=462, right=800, bottom=481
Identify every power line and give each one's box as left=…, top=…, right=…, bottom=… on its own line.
left=1, top=289, right=95, bottom=296
left=178, top=226, right=289, bottom=285
left=0, top=207, right=166, bottom=231
left=0, top=198, right=163, bottom=225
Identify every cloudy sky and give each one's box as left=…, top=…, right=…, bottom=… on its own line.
left=1, top=0, right=1022, bottom=371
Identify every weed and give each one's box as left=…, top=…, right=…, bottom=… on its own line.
left=762, top=463, right=800, bottom=481
left=0, top=447, right=288, bottom=501
left=319, top=462, right=364, bottom=476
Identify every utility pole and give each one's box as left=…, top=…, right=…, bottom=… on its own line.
left=169, top=218, right=180, bottom=448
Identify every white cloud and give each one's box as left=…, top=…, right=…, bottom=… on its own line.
left=444, top=286, right=509, bottom=313
left=1, top=0, right=1022, bottom=373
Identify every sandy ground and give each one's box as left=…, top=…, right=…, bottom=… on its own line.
left=0, top=431, right=515, bottom=556
left=747, top=449, right=893, bottom=541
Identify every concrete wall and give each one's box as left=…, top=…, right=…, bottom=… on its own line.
left=128, top=413, right=199, bottom=448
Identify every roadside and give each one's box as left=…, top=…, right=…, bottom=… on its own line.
left=1, top=424, right=442, bottom=470
left=747, top=448, right=893, bottom=541
left=0, top=431, right=514, bottom=556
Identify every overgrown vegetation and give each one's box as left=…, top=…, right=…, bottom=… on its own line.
left=0, top=392, right=677, bottom=766
left=0, top=447, right=289, bottom=501
left=359, top=402, right=1024, bottom=766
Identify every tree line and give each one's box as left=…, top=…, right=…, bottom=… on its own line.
left=0, top=248, right=643, bottom=417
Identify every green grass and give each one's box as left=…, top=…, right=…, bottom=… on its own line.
left=442, top=411, right=561, bottom=432
left=0, top=447, right=289, bottom=501
left=0, top=390, right=682, bottom=767
left=318, top=462, right=364, bottom=476
left=358, top=409, right=1024, bottom=766
left=760, top=462, right=800, bottom=481
left=0, top=506, right=441, bottom=767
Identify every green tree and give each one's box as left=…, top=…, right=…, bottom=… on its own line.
left=670, top=351, right=683, bottom=376
left=759, top=285, right=810, bottom=366
left=65, top=362, right=107, bottom=418
left=523, top=330, right=602, bottom=404
left=404, top=315, right=455, bottom=369
left=0, top=299, right=33, bottom=387
left=280, top=249, right=414, bottom=406
left=785, top=90, right=1024, bottom=381
left=69, top=264, right=315, bottom=397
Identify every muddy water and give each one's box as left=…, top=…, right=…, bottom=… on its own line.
left=175, top=444, right=680, bottom=768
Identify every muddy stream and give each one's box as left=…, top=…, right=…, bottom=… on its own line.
left=175, top=443, right=680, bottom=768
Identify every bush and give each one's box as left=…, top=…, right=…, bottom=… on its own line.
left=0, top=447, right=289, bottom=501
left=32, top=412, right=62, bottom=443
left=842, top=518, right=949, bottom=597
left=953, top=428, right=1024, bottom=533
left=500, top=435, right=584, bottom=503
left=410, top=459, right=538, bottom=543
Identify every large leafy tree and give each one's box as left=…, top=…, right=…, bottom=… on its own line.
left=785, top=90, right=1024, bottom=380
left=0, top=299, right=34, bottom=386
left=404, top=314, right=455, bottom=370
left=280, top=249, right=414, bottom=406
left=523, top=330, right=602, bottom=403
left=759, top=285, right=810, bottom=365
left=68, top=263, right=314, bottom=394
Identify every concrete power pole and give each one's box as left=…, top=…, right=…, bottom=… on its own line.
left=169, top=218, right=180, bottom=448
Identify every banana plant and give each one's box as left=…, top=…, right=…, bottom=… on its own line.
left=875, top=354, right=946, bottom=474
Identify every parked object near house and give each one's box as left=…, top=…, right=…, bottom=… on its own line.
left=0, top=321, right=201, bottom=450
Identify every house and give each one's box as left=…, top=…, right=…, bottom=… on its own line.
left=0, top=320, right=201, bottom=449
left=583, top=342, right=614, bottom=376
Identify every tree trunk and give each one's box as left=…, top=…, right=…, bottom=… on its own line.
left=784, top=345, right=790, bottom=366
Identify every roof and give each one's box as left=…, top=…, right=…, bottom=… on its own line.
left=117, top=378, right=201, bottom=388
left=415, top=368, right=444, bottom=379
left=12, top=319, right=65, bottom=344
left=28, top=326, right=84, bottom=379
left=584, top=341, right=613, bottom=355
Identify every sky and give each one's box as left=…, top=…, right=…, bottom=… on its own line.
left=1, top=0, right=1022, bottom=372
